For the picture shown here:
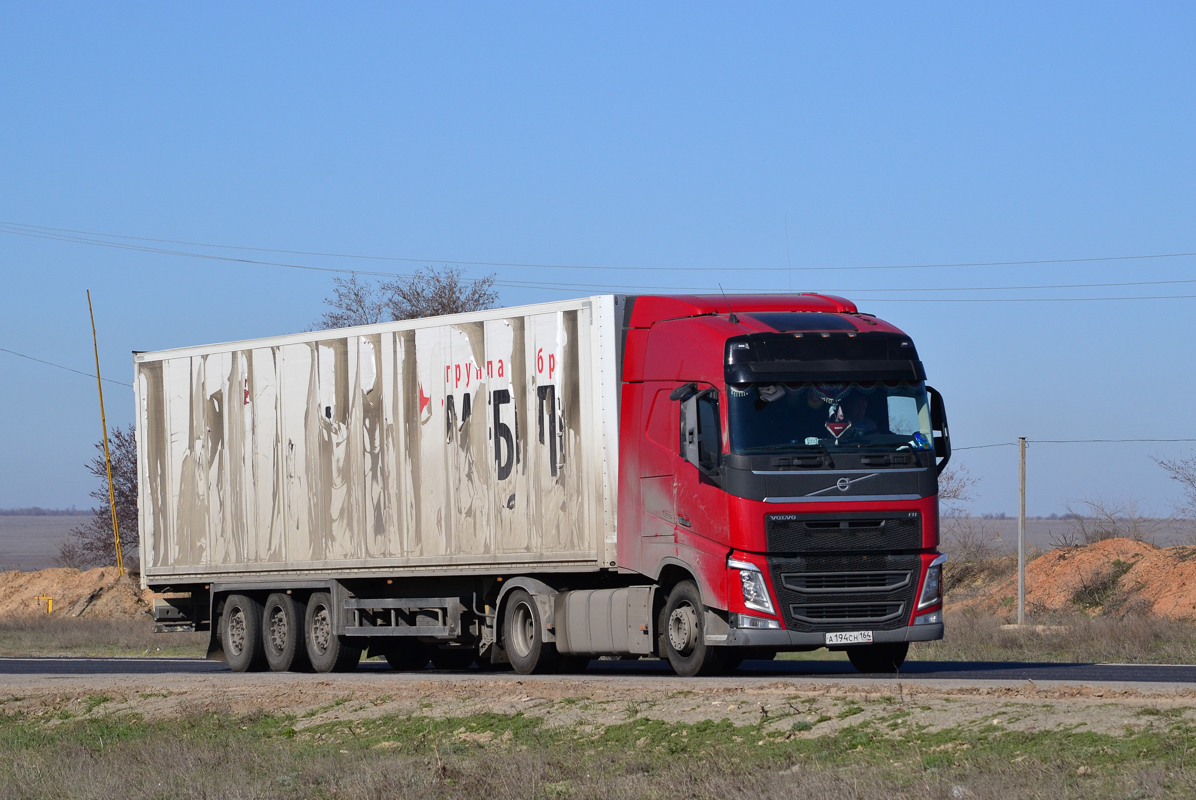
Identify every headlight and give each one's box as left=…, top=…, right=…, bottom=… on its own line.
left=729, top=558, right=774, bottom=615
left=917, top=554, right=947, bottom=610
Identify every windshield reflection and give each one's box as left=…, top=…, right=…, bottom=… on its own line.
left=728, top=382, right=933, bottom=453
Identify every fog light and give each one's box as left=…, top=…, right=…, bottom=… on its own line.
left=730, top=612, right=780, bottom=630
left=913, top=611, right=941, bottom=626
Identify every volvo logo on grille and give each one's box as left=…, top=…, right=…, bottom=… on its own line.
left=806, top=473, right=879, bottom=497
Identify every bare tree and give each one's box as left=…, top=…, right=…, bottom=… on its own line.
left=1055, top=497, right=1168, bottom=546
left=55, top=424, right=139, bottom=571
left=313, top=266, right=499, bottom=330
left=313, top=274, right=391, bottom=330
left=1155, top=454, right=1196, bottom=519
left=936, top=465, right=1004, bottom=561
left=937, top=464, right=975, bottom=516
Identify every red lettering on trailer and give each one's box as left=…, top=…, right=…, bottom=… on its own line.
left=455, top=364, right=461, bottom=386
left=498, top=360, right=504, bottom=377
left=548, top=353, right=556, bottom=378
left=487, top=361, right=493, bottom=378
left=537, top=348, right=544, bottom=373
left=445, top=366, right=451, bottom=385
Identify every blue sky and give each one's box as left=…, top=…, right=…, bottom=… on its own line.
left=1, top=4, right=1194, bottom=515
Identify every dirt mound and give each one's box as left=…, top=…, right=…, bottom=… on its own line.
left=0, top=567, right=152, bottom=619
left=955, top=538, right=1196, bottom=621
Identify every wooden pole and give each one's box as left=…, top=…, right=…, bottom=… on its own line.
left=1017, top=436, right=1026, bottom=625
left=88, top=290, right=124, bottom=577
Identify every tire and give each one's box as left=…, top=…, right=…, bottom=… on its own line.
left=383, top=642, right=431, bottom=671
left=262, top=593, right=309, bottom=672
left=223, top=594, right=267, bottom=673
left=304, top=591, right=362, bottom=673
left=429, top=648, right=477, bottom=671
left=502, top=589, right=558, bottom=675
left=847, top=643, right=909, bottom=674
left=657, top=581, right=726, bottom=677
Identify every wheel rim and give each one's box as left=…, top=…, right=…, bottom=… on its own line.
left=311, top=605, right=332, bottom=655
left=269, top=606, right=287, bottom=653
left=668, top=602, right=698, bottom=656
left=227, top=607, right=246, bottom=657
left=509, top=601, right=535, bottom=658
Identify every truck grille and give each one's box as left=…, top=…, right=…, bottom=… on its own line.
left=782, top=571, right=911, bottom=593
left=789, top=603, right=905, bottom=624
left=768, top=553, right=921, bottom=632
left=765, top=512, right=922, bottom=553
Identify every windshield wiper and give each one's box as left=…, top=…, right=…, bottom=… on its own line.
left=743, top=442, right=835, bottom=467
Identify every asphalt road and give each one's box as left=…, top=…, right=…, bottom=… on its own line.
left=2, top=656, right=1194, bottom=684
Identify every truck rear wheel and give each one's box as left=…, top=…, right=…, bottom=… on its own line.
left=658, top=581, right=726, bottom=677
left=223, top=594, right=267, bottom=673
left=304, top=591, right=362, bottom=673
left=846, top=643, right=908, bottom=674
left=262, top=593, right=308, bottom=672
left=502, top=589, right=557, bottom=674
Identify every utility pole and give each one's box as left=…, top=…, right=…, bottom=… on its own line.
left=1017, top=436, right=1026, bottom=626
left=88, top=290, right=124, bottom=577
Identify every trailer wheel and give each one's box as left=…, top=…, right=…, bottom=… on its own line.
left=262, top=593, right=308, bottom=672
left=658, top=581, right=726, bottom=677
left=846, top=643, right=908, bottom=674
left=223, top=594, right=267, bottom=672
left=502, top=589, right=557, bottom=674
left=304, top=591, right=362, bottom=673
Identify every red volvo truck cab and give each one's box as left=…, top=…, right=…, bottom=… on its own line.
left=615, top=293, right=948, bottom=675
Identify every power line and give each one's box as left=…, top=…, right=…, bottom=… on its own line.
left=3, top=219, right=1195, bottom=274
left=956, top=438, right=1196, bottom=451
left=4, top=221, right=1196, bottom=302
left=0, top=347, right=132, bottom=387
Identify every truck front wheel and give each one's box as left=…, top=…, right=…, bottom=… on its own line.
left=502, top=589, right=557, bottom=674
left=846, top=643, right=908, bottom=674
left=658, top=581, right=726, bottom=677
left=304, top=591, right=362, bottom=673
left=223, top=594, right=267, bottom=673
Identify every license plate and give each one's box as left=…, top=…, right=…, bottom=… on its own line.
left=825, top=630, right=873, bottom=645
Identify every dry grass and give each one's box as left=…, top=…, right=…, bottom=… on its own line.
left=911, top=609, right=1196, bottom=664
left=0, top=616, right=206, bottom=657
left=3, top=708, right=1195, bottom=800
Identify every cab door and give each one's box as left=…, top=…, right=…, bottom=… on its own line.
left=639, top=383, right=680, bottom=542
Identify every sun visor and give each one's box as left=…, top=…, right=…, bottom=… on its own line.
left=724, top=331, right=926, bottom=384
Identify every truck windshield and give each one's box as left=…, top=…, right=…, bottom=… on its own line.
left=728, top=381, right=933, bottom=453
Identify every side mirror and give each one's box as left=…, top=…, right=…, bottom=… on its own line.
left=926, top=385, right=951, bottom=475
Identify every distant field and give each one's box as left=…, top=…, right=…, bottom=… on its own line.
left=0, top=516, right=84, bottom=570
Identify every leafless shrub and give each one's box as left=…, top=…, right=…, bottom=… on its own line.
left=1056, top=498, right=1169, bottom=546
left=937, top=464, right=975, bottom=517
left=53, top=424, right=138, bottom=571
left=1154, top=453, right=1196, bottom=542
left=941, top=516, right=1004, bottom=563
left=313, top=266, right=499, bottom=331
